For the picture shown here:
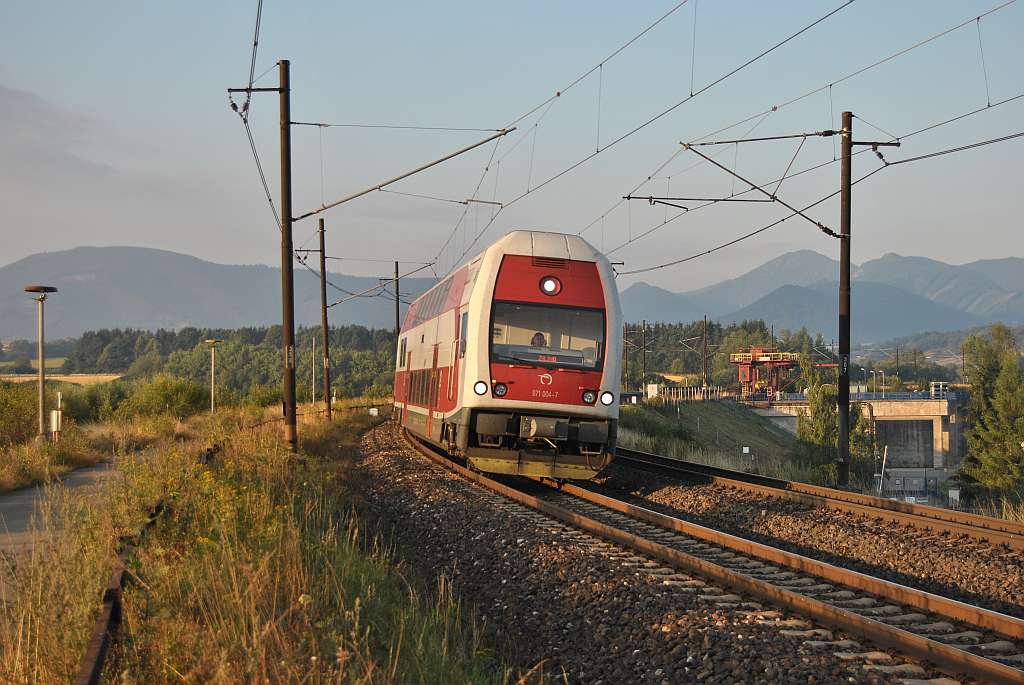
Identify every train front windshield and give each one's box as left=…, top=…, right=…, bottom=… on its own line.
left=490, top=302, right=605, bottom=370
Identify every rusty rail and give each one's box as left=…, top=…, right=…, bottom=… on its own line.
left=403, top=432, right=1024, bottom=685
left=616, top=447, right=1024, bottom=550
left=72, top=498, right=164, bottom=685
left=72, top=446, right=219, bottom=685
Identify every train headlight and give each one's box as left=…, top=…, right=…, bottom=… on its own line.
left=539, top=276, right=562, bottom=296
left=492, top=382, right=509, bottom=397
left=474, top=381, right=488, bottom=395
left=599, top=391, right=615, bottom=406
left=581, top=390, right=597, bottom=404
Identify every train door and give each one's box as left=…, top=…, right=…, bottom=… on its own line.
left=447, top=308, right=463, bottom=407
left=401, top=350, right=411, bottom=427
left=426, top=344, right=439, bottom=439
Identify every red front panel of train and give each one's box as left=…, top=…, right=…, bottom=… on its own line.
left=489, top=255, right=607, bottom=406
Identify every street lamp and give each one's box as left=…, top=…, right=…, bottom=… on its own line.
left=205, top=339, right=223, bottom=413
left=870, top=370, right=877, bottom=395
left=23, top=285, right=58, bottom=439
left=860, top=368, right=867, bottom=397
left=880, top=370, right=885, bottom=399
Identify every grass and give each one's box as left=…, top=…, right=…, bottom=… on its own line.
left=0, top=425, right=103, bottom=492
left=0, top=405, right=522, bottom=684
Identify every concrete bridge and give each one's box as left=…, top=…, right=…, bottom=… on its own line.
left=751, top=393, right=968, bottom=498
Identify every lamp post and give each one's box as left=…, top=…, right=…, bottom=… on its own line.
left=860, top=368, right=866, bottom=397
left=23, top=285, right=58, bottom=439
left=205, top=339, right=223, bottom=413
left=880, top=370, right=885, bottom=399
left=870, top=370, right=877, bottom=396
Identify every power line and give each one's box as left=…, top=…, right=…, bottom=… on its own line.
left=456, top=1, right=854, bottom=267
left=327, top=263, right=435, bottom=308
left=604, top=90, right=1024, bottom=256
left=504, top=0, right=695, bottom=130
left=292, top=121, right=503, bottom=132
left=618, top=166, right=885, bottom=275
left=618, top=127, right=1024, bottom=275
left=888, top=129, right=1024, bottom=166
left=579, top=0, right=1017, bottom=252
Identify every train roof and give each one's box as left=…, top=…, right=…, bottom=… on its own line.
left=483, top=230, right=605, bottom=263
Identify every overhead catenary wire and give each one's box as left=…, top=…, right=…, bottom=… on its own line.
left=327, top=263, right=435, bottom=308
left=976, top=17, right=992, bottom=107
left=688, top=0, right=1016, bottom=147
left=455, top=1, right=855, bottom=267
left=618, top=127, right=1024, bottom=276
left=578, top=2, right=1017, bottom=247
left=503, top=0, right=696, bottom=130
left=605, top=91, right=1024, bottom=258
left=292, top=121, right=503, bottom=132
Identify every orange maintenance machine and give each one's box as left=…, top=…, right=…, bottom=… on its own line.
left=729, top=347, right=800, bottom=398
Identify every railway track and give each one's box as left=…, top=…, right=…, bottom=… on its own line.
left=403, top=432, right=1024, bottom=684
left=616, top=446, right=1024, bottom=551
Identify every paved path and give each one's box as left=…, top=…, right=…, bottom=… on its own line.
left=0, top=462, right=117, bottom=553
left=0, top=462, right=119, bottom=603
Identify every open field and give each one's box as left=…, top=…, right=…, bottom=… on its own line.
left=0, top=357, right=65, bottom=370
left=0, top=373, right=121, bottom=385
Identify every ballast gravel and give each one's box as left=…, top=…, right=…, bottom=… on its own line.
left=591, top=462, right=1024, bottom=620
left=357, top=423, right=926, bottom=684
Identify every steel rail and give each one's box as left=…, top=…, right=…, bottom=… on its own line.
left=402, top=431, right=1024, bottom=685
left=616, top=447, right=1024, bottom=550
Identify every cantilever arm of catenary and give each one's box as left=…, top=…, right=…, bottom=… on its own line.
left=293, top=128, right=515, bottom=222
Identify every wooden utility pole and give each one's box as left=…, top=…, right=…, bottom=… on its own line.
left=641, top=319, right=647, bottom=391
left=278, top=60, right=298, bottom=449
left=318, top=218, right=332, bottom=419
left=702, top=315, right=709, bottom=392
left=838, top=111, right=853, bottom=487
left=837, top=110, right=899, bottom=486
left=394, top=261, right=401, bottom=338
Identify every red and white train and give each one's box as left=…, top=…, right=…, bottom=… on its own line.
left=394, top=230, right=623, bottom=479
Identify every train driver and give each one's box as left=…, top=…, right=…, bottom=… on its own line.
left=530, top=331, right=547, bottom=347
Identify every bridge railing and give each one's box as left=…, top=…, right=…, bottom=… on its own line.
left=767, top=391, right=957, bottom=403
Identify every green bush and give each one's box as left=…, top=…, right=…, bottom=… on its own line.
left=0, top=382, right=38, bottom=447
left=245, top=382, right=282, bottom=407
left=118, top=374, right=207, bottom=420
left=62, top=381, right=131, bottom=423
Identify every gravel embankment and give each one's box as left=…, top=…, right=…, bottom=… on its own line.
left=356, top=423, right=938, bottom=684
left=592, top=462, right=1024, bottom=619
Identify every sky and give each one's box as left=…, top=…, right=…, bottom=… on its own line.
left=1, top=0, right=1022, bottom=293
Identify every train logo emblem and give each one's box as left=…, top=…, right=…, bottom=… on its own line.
left=538, top=373, right=553, bottom=385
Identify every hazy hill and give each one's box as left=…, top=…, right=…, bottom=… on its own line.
left=858, top=253, right=1024, bottom=320
left=618, top=282, right=703, bottom=323
left=718, top=281, right=985, bottom=342
left=0, top=246, right=434, bottom=339
left=685, top=249, right=839, bottom=313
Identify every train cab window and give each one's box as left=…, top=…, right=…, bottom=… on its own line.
left=398, top=338, right=407, bottom=366
left=459, top=312, right=469, bottom=357
left=491, top=302, right=605, bottom=370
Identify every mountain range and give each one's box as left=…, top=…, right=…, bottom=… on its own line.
left=0, top=246, right=434, bottom=339
left=619, top=249, right=1024, bottom=342
left=1, top=246, right=1021, bottom=343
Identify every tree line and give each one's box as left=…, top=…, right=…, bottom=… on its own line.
left=58, top=325, right=397, bottom=401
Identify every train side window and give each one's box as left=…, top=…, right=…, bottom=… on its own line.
left=459, top=312, right=468, bottom=357
left=398, top=338, right=407, bottom=366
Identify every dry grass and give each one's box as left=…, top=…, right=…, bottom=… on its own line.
left=0, top=406, right=523, bottom=685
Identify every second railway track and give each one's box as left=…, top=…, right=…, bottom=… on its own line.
left=404, top=431, right=1024, bottom=684
left=615, top=447, right=1024, bottom=551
